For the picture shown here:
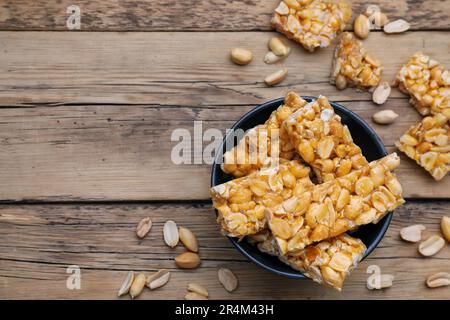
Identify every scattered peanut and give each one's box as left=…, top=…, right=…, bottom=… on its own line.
left=129, top=273, right=146, bottom=299
left=264, top=69, right=288, bottom=86
left=268, top=37, right=289, bottom=56
left=187, top=283, right=209, bottom=298
left=418, top=235, right=445, bottom=257
left=185, top=292, right=208, bottom=300
left=400, top=224, right=426, bottom=243
left=218, top=268, right=238, bottom=292
left=175, top=252, right=201, bottom=269
left=354, top=15, right=371, bottom=39
left=372, top=110, right=399, bottom=125
left=441, top=216, right=450, bottom=242
left=179, top=226, right=199, bottom=252
left=117, top=271, right=134, bottom=297
left=230, top=48, right=253, bottom=65
left=426, top=272, right=450, bottom=288
left=383, top=19, right=410, bottom=34
left=367, top=274, right=394, bottom=290
left=163, top=220, right=179, bottom=248
left=372, top=82, right=391, bottom=105
left=136, top=217, right=152, bottom=239
left=146, top=269, right=170, bottom=290
left=264, top=47, right=291, bottom=64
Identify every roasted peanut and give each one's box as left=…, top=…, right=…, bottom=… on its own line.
left=383, top=19, right=410, bottom=34
left=136, top=217, right=152, bottom=239
left=354, top=15, right=371, bottom=39
left=129, top=273, right=146, bottom=299
left=175, top=252, right=201, bottom=269
left=441, top=216, right=450, bottom=242
left=230, top=48, right=253, bottom=65
left=372, top=82, right=391, bottom=105
left=218, top=267, right=238, bottom=292
left=372, top=110, right=398, bottom=125
left=400, top=224, right=425, bottom=242
left=418, top=235, right=445, bottom=256
left=264, top=69, right=288, bottom=86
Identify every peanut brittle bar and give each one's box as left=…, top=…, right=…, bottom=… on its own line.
left=212, top=154, right=403, bottom=241
left=212, top=159, right=313, bottom=237
left=396, top=113, right=449, bottom=181
left=271, top=0, right=352, bottom=52
left=284, top=94, right=368, bottom=183
left=330, top=32, right=382, bottom=90
left=222, top=92, right=308, bottom=178
left=253, top=231, right=366, bottom=291
left=396, top=52, right=450, bottom=117
left=266, top=153, right=404, bottom=254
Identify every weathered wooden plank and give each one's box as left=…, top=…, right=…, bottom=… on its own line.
left=0, top=31, right=448, bottom=201
left=0, top=202, right=448, bottom=299
left=0, top=99, right=448, bottom=202
left=0, top=0, right=448, bottom=31
left=0, top=31, right=448, bottom=107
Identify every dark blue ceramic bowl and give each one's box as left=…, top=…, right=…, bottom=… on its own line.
left=211, top=96, right=393, bottom=279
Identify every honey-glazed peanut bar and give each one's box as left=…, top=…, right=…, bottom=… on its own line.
left=253, top=231, right=366, bottom=291
left=284, top=94, right=368, bottom=183
left=330, top=32, right=382, bottom=90
left=212, top=154, right=403, bottom=241
left=265, top=153, right=404, bottom=254
left=222, top=92, right=308, bottom=178
left=271, top=0, right=352, bottom=52
left=396, top=113, right=449, bottom=181
left=212, top=159, right=313, bottom=237
left=396, top=52, right=449, bottom=117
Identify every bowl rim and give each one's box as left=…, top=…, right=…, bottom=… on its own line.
left=210, top=96, right=393, bottom=279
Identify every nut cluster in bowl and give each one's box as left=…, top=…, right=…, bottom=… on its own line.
left=211, top=91, right=405, bottom=290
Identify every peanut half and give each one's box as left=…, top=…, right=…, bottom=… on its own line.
left=146, top=269, right=170, bottom=290
left=117, top=271, right=134, bottom=297
left=218, top=267, right=238, bottom=292
left=418, top=235, right=445, bottom=257
left=426, top=272, right=450, bottom=288
left=268, top=37, right=289, bottom=56
left=230, top=48, right=253, bottom=65
left=163, top=220, right=179, bottom=248
left=372, top=82, right=391, bottom=105
left=441, top=216, right=450, bottom=242
left=264, top=47, right=291, bottom=64
left=400, top=224, right=426, bottom=243
left=354, top=14, right=371, bottom=39
left=175, top=252, right=201, bottom=269
left=179, top=226, right=199, bottom=252
left=187, top=283, right=209, bottom=298
left=264, top=69, right=288, bottom=86
left=129, top=273, right=146, bottom=299
left=136, top=217, right=152, bottom=239
left=383, top=19, right=410, bottom=34
left=372, top=110, right=398, bottom=125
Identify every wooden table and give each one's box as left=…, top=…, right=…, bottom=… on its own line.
left=0, top=0, right=449, bottom=300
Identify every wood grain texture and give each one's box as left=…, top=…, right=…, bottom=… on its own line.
left=0, top=32, right=448, bottom=201
left=0, top=202, right=449, bottom=299
left=0, top=0, right=448, bottom=31
left=0, top=31, right=449, bottom=107
left=0, top=99, right=448, bottom=201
